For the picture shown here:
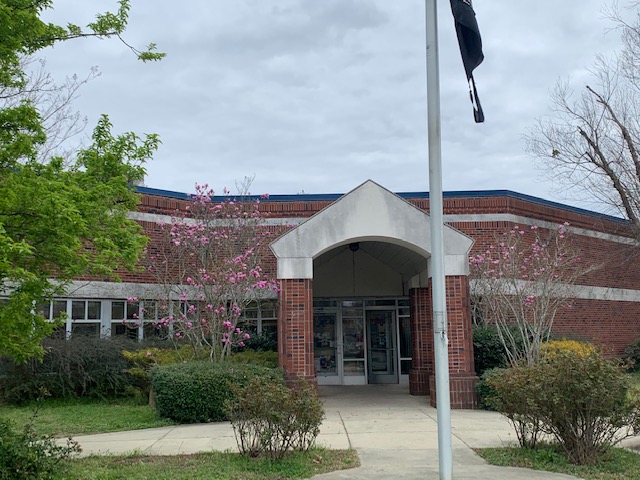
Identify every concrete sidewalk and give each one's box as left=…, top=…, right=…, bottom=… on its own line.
left=70, top=385, right=638, bottom=479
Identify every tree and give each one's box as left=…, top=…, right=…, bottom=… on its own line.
left=1, top=55, right=100, bottom=163
left=144, top=181, right=279, bottom=362
left=527, top=1, right=640, bottom=242
left=470, top=223, right=599, bottom=366
left=0, top=1, right=163, bottom=362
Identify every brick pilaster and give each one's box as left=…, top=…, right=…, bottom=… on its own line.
left=429, top=276, right=479, bottom=408
left=409, top=287, right=433, bottom=395
left=278, top=279, right=317, bottom=388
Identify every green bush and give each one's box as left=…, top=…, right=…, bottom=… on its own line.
left=225, top=378, right=324, bottom=460
left=227, top=350, right=278, bottom=369
left=122, top=345, right=201, bottom=400
left=0, top=335, right=142, bottom=404
left=485, top=350, right=640, bottom=464
left=0, top=415, right=80, bottom=480
left=475, top=367, right=506, bottom=411
left=234, top=332, right=277, bottom=352
left=149, top=361, right=283, bottom=423
left=472, top=325, right=528, bottom=376
left=482, top=365, right=543, bottom=449
left=473, top=325, right=509, bottom=376
left=623, top=338, right=640, bottom=372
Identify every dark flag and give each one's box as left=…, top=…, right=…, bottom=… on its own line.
left=450, top=0, right=484, bottom=123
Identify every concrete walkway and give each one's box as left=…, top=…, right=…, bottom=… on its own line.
left=71, top=385, right=639, bottom=479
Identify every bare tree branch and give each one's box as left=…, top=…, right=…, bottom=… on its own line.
left=526, top=1, right=640, bottom=242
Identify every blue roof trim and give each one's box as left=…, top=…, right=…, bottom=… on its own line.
left=136, top=186, right=344, bottom=202
left=136, top=186, right=626, bottom=224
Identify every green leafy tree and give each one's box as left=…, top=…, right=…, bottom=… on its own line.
left=0, top=1, right=163, bottom=362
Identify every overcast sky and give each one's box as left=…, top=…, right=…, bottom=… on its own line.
left=39, top=1, right=627, bottom=213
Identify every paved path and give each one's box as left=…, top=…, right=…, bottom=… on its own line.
left=71, top=385, right=640, bottom=479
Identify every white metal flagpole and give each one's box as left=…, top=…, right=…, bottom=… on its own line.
left=425, top=0, right=453, bottom=479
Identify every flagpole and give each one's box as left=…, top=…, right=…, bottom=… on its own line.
left=425, top=0, right=453, bottom=479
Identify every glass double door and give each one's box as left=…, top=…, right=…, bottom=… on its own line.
left=313, top=309, right=397, bottom=385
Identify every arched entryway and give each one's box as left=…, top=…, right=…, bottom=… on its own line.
left=270, top=180, right=479, bottom=408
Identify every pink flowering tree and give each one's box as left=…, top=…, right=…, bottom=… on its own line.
left=470, top=223, right=599, bottom=366
left=144, top=181, right=278, bottom=362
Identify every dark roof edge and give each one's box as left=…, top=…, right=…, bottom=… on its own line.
left=136, top=186, right=626, bottom=224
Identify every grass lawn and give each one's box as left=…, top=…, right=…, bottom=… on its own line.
left=62, top=449, right=359, bottom=480
left=477, top=445, right=640, bottom=480
left=0, top=397, right=176, bottom=436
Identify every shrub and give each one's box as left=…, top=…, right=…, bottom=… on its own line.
left=227, top=350, right=278, bottom=369
left=122, top=345, right=201, bottom=400
left=225, top=378, right=324, bottom=460
left=485, top=350, right=640, bottom=464
left=234, top=332, right=277, bottom=352
left=473, top=325, right=508, bottom=376
left=0, top=415, right=80, bottom=480
left=473, top=325, right=526, bottom=376
left=0, top=335, right=141, bottom=404
left=476, top=367, right=505, bottom=411
left=623, top=338, right=640, bottom=372
left=541, top=339, right=597, bottom=359
left=149, top=361, right=283, bottom=423
left=482, top=365, right=543, bottom=448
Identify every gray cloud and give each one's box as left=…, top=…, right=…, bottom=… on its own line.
left=37, top=1, right=629, bottom=211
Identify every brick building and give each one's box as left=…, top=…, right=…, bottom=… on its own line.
left=51, top=180, right=640, bottom=409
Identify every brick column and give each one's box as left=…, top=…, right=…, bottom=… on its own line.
left=429, top=276, right=479, bottom=409
left=409, top=287, right=434, bottom=395
left=278, top=278, right=317, bottom=388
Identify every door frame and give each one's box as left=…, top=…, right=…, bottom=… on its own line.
left=365, top=308, right=399, bottom=384
left=313, top=298, right=408, bottom=386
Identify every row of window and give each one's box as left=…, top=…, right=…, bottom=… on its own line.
left=40, top=299, right=278, bottom=341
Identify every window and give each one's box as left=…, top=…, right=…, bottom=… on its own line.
left=67, top=300, right=102, bottom=338
left=110, top=300, right=139, bottom=339
left=239, top=300, right=278, bottom=346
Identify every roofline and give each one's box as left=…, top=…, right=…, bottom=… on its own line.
left=136, top=186, right=626, bottom=224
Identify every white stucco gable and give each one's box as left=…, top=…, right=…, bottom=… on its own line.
left=269, top=180, right=473, bottom=280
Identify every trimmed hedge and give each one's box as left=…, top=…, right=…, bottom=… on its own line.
left=227, top=350, right=278, bottom=369
left=149, top=361, right=283, bottom=423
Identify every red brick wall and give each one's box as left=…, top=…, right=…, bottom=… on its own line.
left=98, top=191, right=640, bottom=357
left=278, top=279, right=316, bottom=385
left=445, top=276, right=475, bottom=375
left=553, top=300, right=640, bottom=357
left=410, top=279, right=478, bottom=408
left=409, top=287, right=433, bottom=395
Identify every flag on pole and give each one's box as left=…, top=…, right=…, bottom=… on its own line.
left=450, top=0, right=484, bottom=123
